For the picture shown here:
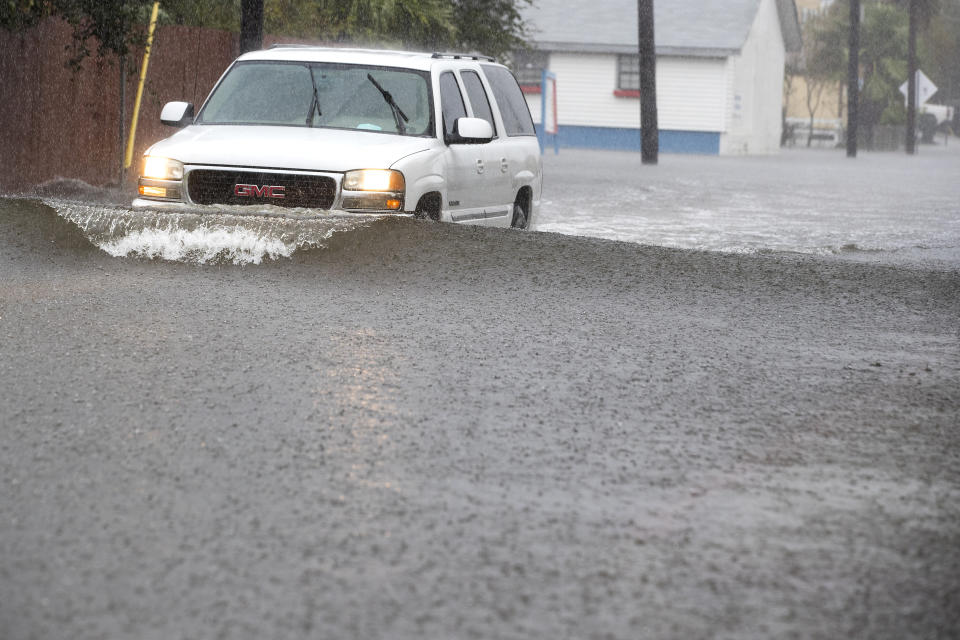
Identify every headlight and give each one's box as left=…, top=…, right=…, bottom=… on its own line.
left=142, top=156, right=184, bottom=181
left=343, top=169, right=404, bottom=192
left=342, top=169, right=404, bottom=211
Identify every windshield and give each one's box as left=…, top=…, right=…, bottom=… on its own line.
left=197, top=61, right=434, bottom=137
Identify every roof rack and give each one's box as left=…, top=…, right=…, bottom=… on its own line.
left=431, top=52, right=495, bottom=62
left=267, top=43, right=317, bottom=49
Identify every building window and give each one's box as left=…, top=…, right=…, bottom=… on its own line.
left=512, top=50, right=548, bottom=88
left=617, top=55, right=640, bottom=91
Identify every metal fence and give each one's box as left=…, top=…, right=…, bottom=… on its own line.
left=858, top=125, right=904, bottom=152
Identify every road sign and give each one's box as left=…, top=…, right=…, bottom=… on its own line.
left=899, top=70, right=938, bottom=108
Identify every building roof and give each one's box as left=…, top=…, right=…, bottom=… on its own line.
left=522, top=0, right=802, bottom=57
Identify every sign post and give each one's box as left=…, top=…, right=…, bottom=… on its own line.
left=540, top=70, right=558, bottom=155
left=123, top=1, right=161, bottom=173
left=846, top=0, right=859, bottom=158
left=900, top=69, right=938, bottom=154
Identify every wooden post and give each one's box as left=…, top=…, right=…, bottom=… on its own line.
left=638, top=0, right=658, bottom=164
left=847, top=0, right=860, bottom=158
left=906, top=0, right=917, bottom=155
left=240, top=0, right=264, bottom=54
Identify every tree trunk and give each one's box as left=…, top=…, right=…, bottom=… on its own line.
left=847, top=0, right=860, bottom=158
left=240, top=0, right=264, bottom=54
left=906, top=0, right=917, bottom=154
left=638, top=0, right=658, bottom=164
left=806, top=80, right=825, bottom=148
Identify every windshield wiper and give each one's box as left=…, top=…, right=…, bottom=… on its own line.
left=367, top=73, right=408, bottom=135
left=306, top=65, right=322, bottom=126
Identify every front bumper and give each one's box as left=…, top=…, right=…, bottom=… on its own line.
left=135, top=164, right=405, bottom=214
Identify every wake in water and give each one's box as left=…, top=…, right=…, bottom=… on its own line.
left=43, top=200, right=389, bottom=265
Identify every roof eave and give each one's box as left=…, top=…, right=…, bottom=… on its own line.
left=533, top=41, right=736, bottom=59
left=776, top=0, right=803, bottom=52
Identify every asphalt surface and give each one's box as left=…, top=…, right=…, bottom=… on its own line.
left=1, top=198, right=958, bottom=639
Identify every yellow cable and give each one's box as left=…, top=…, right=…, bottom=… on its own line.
left=124, top=1, right=161, bottom=170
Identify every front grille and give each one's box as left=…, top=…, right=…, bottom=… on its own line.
left=187, top=169, right=337, bottom=209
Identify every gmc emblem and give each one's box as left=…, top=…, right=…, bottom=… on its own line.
left=234, top=183, right=285, bottom=198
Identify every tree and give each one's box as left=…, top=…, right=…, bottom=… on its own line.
left=812, top=1, right=910, bottom=148
left=792, top=0, right=957, bottom=150
left=893, top=0, right=941, bottom=153
left=451, top=0, right=531, bottom=59
left=800, top=10, right=847, bottom=146
left=262, top=0, right=530, bottom=59
left=919, top=0, right=960, bottom=108
left=859, top=2, right=909, bottom=146
left=0, top=0, right=46, bottom=32
left=261, top=0, right=529, bottom=58
left=0, top=0, right=157, bottom=67
left=262, top=0, right=454, bottom=49
left=0, top=0, right=242, bottom=66
left=783, top=54, right=800, bottom=146
left=2, top=0, right=534, bottom=65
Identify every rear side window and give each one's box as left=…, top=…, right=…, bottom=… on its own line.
left=460, top=70, right=496, bottom=135
left=481, top=64, right=535, bottom=136
left=439, top=72, right=467, bottom=137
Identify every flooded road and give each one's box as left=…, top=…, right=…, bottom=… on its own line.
left=1, top=172, right=959, bottom=638
left=44, top=200, right=386, bottom=264
left=539, top=145, right=960, bottom=267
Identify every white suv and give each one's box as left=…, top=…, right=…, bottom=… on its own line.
left=134, top=46, right=542, bottom=229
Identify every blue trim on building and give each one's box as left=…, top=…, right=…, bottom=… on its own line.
left=537, top=125, right=721, bottom=155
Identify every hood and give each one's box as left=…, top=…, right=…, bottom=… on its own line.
left=146, top=125, right=436, bottom=173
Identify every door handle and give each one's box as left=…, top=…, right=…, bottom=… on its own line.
left=500, top=158, right=508, bottom=173
left=476, top=159, right=484, bottom=174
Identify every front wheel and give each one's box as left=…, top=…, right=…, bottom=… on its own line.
left=510, top=202, right=529, bottom=229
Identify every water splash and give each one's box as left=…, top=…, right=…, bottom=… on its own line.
left=43, top=200, right=387, bottom=265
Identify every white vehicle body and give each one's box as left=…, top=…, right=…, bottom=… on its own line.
left=134, top=47, right=542, bottom=229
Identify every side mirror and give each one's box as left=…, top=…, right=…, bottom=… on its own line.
left=160, top=101, right=195, bottom=128
left=445, top=117, right=494, bottom=145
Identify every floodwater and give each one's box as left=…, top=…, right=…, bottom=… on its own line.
left=16, top=143, right=960, bottom=268
left=45, top=201, right=384, bottom=264
left=2, top=148, right=959, bottom=640
left=539, top=145, right=960, bottom=268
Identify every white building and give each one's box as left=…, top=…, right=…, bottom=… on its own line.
left=518, top=0, right=802, bottom=154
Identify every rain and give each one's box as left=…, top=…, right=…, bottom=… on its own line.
left=1, top=2, right=958, bottom=639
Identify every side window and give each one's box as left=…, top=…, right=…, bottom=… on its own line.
left=480, top=64, right=536, bottom=137
left=460, top=70, right=496, bottom=135
left=439, top=71, right=467, bottom=137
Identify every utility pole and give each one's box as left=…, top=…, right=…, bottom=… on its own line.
left=638, top=0, right=658, bottom=164
left=846, top=0, right=860, bottom=158
left=905, top=0, right=917, bottom=154
left=240, top=0, right=264, bottom=54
